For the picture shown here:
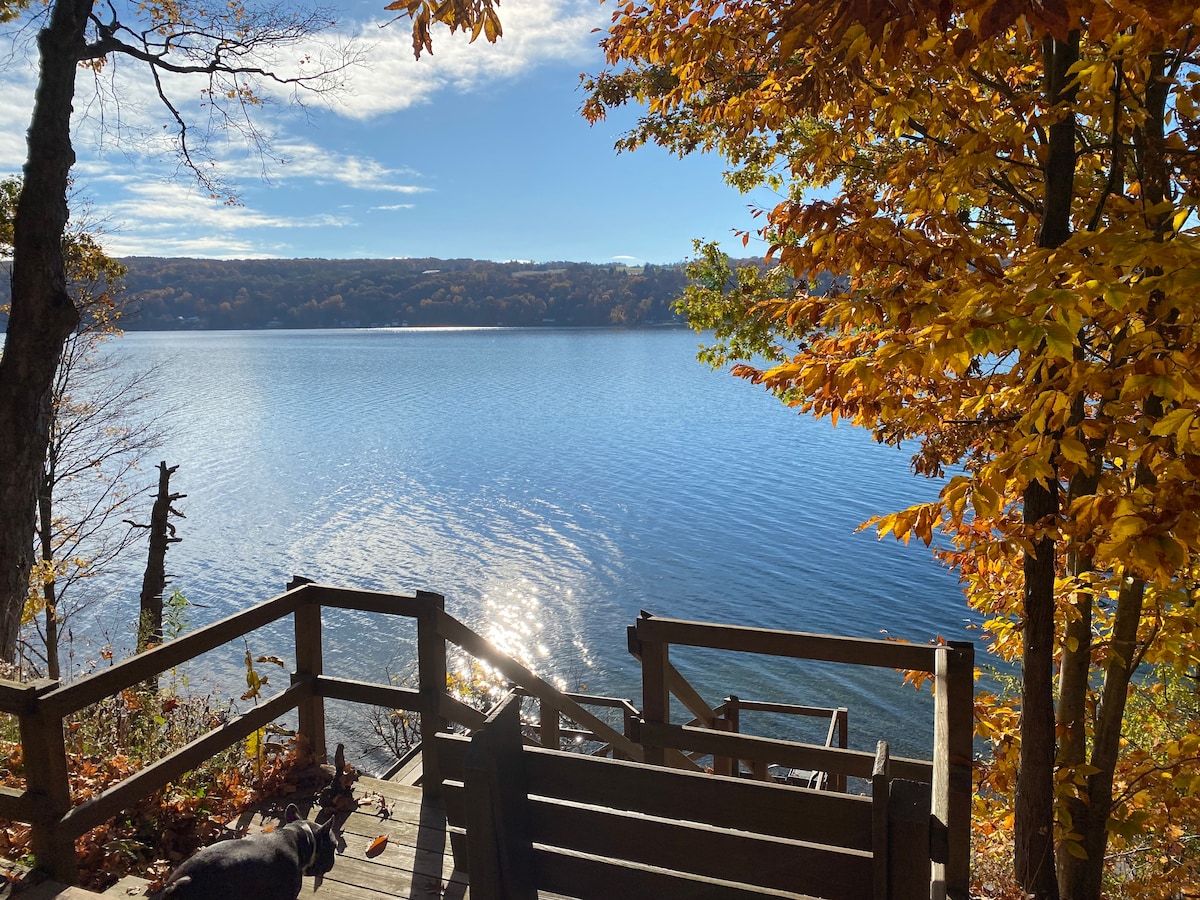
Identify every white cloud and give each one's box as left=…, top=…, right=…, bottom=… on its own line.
left=324, top=0, right=601, bottom=119
left=0, top=0, right=609, bottom=260
left=268, top=140, right=430, bottom=193
left=97, top=181, right=354, bottom=257
left=0, top=75, right=35, bottom=173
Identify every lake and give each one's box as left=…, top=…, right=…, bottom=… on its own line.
left=85, top=327, right=977, bottom=767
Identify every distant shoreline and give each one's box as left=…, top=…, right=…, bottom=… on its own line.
left=114, top=324, right=696, bottom=338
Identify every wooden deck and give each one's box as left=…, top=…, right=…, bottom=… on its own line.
left=303, top=775, right=466, bottom=900
left=11, top=775, right=467, bottom=900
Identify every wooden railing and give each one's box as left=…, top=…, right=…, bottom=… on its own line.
left=629, top=611, right=974, bottom=900
left=708, top=696, right=849, bottom=787
left=0, top=580, right=642, bottom=884
left=0, top=584, right=973, bottom=900
left=437, top=695, right=936, bottom=900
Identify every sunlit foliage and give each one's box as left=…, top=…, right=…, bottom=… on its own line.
left=582, top=2, right=1200, bottom=898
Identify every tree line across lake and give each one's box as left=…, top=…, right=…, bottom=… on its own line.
left=0, top=256, right=728, bottom=330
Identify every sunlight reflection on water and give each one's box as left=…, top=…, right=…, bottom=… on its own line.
left=81, top=328, right=979, bottom=770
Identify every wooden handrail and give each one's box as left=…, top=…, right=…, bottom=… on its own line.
left=60, top=683, right=308, bottom=838
left=636, top=616, right=941, bottom=672
left=0, top=582, right=971, bottom=899
left=41, top=586, right=308, bottom=719
left=637, top=721, right=933, bottom=783
left=434, top=610, right=644, bottom=763
left=0, top=785, right=35, bottom=822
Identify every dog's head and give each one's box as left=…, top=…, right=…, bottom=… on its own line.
left=285, top=804, right=337, bottom=890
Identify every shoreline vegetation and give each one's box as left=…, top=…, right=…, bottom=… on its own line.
left=1, top=256, right=766, bottom=332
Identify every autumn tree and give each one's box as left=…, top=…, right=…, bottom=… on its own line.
left=0, top=0, right=354, bottom=661
left=585, top=2, right=1200, bottom=899
left=2, top=177, right=167, bottom=679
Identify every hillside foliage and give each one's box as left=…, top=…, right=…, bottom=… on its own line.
left=1, top=257, right=705, bottom=330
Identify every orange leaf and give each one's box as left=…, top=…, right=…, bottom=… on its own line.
left=367, top=835, right=389, bottom=857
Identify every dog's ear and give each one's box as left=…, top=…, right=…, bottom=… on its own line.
left=317, top=816, right=335, bottom=836
left=285, top=804, right=301, bottom=823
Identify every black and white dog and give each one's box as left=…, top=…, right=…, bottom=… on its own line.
left=160, top=804, right=337, bottom=899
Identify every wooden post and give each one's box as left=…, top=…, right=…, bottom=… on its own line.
left=637, top=614, right=669, bottom=767
left=724, top=694, right=741, bottom=732
left=539, top=699, right=560, bottom=751
left=463, top=696, right=535, bottom=900
left=290, top=577, right=326, bottom=762
left=417, top=591, right=448, bottom=797
left=617, top=705, right=636, bottom=760
left=932, top=643, right=974, bottom=900
left=889, top=779, right=933, bottom=900
left=832, top=707, right=849, bottom=792
left=871, top=740, right=890, bottom=900
left=711, top=716, right=734, bottom=776
left=20, top=679, right=75, bottom=884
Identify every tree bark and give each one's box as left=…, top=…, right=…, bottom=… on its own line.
left=1060, top=48, right=1172, bottom=900
left=1055, top=472, right=1097, bottom=896
left=0, top=0, right=94, bottom=661
left=136, top=461, right=183, bottom=651
left=38, top=465, right=61, bottom=681
left=1017, top=477, right=1061, bottom=900
left=1014, top=30, right=1079, bottom=900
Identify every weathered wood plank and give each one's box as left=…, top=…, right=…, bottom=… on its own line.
left=731, top=699, right=846, bottom=719
left=417, top=591, right=449, bottom=799
left=519, top=747, right=876, bottom=851
left=221, top=776, right=467, bottom=899
left=871, top=742, right=889, bottom=900
left=533, top=846, right=817, bottom=900
left=641, top=721, right=933, bottom=784
left=315, top=676, right=423, bottom=712
left=0, top=784, right=33, bottom=822
left=294, top=588, right=326, bottom=762
left=889, top=779, right=932, bottom=900
left=635, top=617, right=939, bottom=673
left=42, top=587, right=307, bottom=718
left=640, top=721, right=876, bottom=779
left=303, top=584, right=432, bottom=618
left=932, top=641, right=974, bottom=900
left=463, top=696, right=536, bottom=900
left=525, top=796, right=873, bottom=897
left=0, top=678, right=46, bottom=714
left=437, top=732, right=471, bottom=782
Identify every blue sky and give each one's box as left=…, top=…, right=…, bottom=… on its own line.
left=0, top=0, right=775, bottom=264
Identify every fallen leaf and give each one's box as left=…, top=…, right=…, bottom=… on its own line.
left=366, top=835, right=388, bottom=857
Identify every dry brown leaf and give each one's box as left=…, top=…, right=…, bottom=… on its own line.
left=366, top=835, right=389, bottom=857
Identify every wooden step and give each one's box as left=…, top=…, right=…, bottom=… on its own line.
left=99, top=876, right=151, bottom=898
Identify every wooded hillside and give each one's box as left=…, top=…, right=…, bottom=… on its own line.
left=0, top=257, right=702, bottom=330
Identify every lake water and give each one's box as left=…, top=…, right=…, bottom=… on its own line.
left=86, top=327, right=977, bottom=767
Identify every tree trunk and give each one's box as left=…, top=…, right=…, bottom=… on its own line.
left=0, top=0, right=94, bottom=661
left=1055, top=487, right=1096, bottom=895
left=136, top=461, right=183, bottom=651
left=1060, top=48, right=1172, bottom=900
left=1062, top=573, right=1145, bottom=900
left=1017, top=477, right=1061, bottom=900
left=1014, top=30, right=1079, bottom=900
left=38, top=464, right=61, bottom=681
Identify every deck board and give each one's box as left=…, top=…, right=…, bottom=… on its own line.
left=245, top=776, right=469, bottom=900
left=11, top=776, right=469, bottom=900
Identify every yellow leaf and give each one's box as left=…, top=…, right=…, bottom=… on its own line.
left=1151, top=408, right=1193, bottom=439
